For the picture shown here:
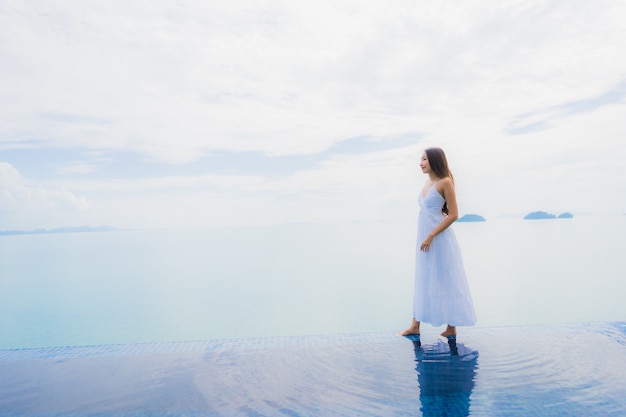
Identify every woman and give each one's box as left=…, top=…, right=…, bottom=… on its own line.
left=401, top=147, right=476, bottom=339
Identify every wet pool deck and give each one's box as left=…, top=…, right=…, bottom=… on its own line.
left=1, top=322, right=626, bottom=416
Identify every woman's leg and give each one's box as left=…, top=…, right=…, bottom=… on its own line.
left=440, top=325, right=456, bottom=338
left=401, top=318, right=421, bottom=336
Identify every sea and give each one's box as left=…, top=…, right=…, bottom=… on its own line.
left=1, top=215, right=624, bottom=350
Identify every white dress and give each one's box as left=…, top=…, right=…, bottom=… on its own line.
left=412, top=183, right=477, bottom=327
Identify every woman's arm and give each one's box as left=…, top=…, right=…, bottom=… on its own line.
left=420, top=177, right=459, bottom=252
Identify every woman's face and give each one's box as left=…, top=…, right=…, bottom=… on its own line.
left=419, top=152, right=431, bottom=174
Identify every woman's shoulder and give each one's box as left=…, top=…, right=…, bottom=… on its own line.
left=436, top=176, right=454, bottom=189
left=435, top=177, right=455, bottom=197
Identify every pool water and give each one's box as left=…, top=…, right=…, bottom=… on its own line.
left=1, top=218, right=625, bottom=415
left=1, top=322, right=625, bottom=416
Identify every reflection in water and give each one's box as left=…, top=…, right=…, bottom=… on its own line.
left=407, top=335, right=479, bottom=416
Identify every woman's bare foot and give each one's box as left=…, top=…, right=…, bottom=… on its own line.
left=440, top=325, right=456, bottom=338
left=400, top=319, right=421, bottom=336
left=401, top=326, right=420, bottom=336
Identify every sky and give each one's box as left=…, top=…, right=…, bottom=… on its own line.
left=1, top=0, right=626, bottom=230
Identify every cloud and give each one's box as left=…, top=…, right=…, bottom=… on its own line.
left=2, top=1, right=623, bottom=160
left=0, top=163, right=88, bottom=229
left=36, top=142, right=423, bottom=229
left=1, top=1, right=626, bottom=228
left=507, top=79, right=626, bottom=135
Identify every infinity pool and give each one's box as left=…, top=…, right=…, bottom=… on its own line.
left=2, top=220, right=626, bottom=415
left=2, top=322, right=625, bottom=416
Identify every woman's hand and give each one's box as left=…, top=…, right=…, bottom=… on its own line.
left=420, top=235, right=434, bottom=252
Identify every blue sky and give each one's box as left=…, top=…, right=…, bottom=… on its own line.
left=1, top=1, right=625, bottom=229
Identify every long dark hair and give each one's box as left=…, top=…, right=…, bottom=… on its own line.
left=424, top=147, right=454, bottom=216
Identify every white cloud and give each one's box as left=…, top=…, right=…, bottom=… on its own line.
left=1, top=0, right=626, bottom=228
left=2, top=1, right=624, bottom=157
left=39, top=143, right=420, bottom=229
left=0, top=163, right=88, bottom=229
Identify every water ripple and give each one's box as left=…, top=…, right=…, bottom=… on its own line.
left=1, top=324, right=625, bottom=416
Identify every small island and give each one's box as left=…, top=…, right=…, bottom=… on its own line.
left=524, top=211, right=574, bottom=220
left=0, top=226, right=118, bottom=236
left=457, top=214, right=486, bottom=222
left=524, top=211, right=556, bottom=220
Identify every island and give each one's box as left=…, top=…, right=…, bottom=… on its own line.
left=457, top=214, right=486, bottom=222
left=524, top=211, right=557, bottom=220
left=0, top=226, right=118, bottom=236
left=523, top=211, right=574, bottom=220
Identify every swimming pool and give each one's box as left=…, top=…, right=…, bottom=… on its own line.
left=1, top=218, right=625, bottom=415
left=1, top=322, right=625, bottom=416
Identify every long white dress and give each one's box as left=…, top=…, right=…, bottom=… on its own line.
left=413, top=183, right=477, bottom=327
